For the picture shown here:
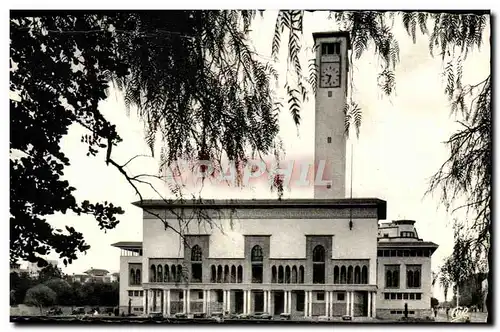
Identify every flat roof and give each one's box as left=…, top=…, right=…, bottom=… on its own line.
left=132, top=198, right=387, bottom=220
left=312, top=31, right=351, bottom=49
left=378, top=241, right=439, bottom=251
left=111, top=241, right=143, bottom=250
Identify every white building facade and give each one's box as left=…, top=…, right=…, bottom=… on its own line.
left=112, top=30, right=438, bottom=320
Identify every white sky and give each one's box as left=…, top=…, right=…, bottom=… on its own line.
left=10, top=10, right=490, bottom=302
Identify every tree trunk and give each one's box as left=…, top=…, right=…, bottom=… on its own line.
left=486, top=220, right=492, bottom=323
left=39, top=305, right=43, bottom=315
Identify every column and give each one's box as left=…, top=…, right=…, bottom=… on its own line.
left=284, top=291, right=288, bottom=314
left=288, top=291, right=292, bottom=313
left=304, top=291, right=309, bottom=317
left=160, top=290, right=164, bottom=314
left=350, top=292, right=354, bottom=317
left=163, top=290, right=167, bottom=316
left=167, top=289, right=171, bottom=317
left=243, top=290, right=247, bottom=315
left=264, top=290, right=268, bottom=312
left=143, top=290, right=148, bottom=315
left=227, top=290, right=231, bottom=314
left=207, top=290, right=211, bottom=315
left=367, top=291, right=371, bottom=318
left=325, top=291, right=329, bottom=317
left=186, top=289, right=191, bottom=314
left=346, top=291, right=350, bottom=316
left=183, top=289, right=187, bottom=314
left=308, top=291, right=312, bottom=317
left=202, top=290, right=207, bottom=314
left=247, top=290, right=252, bottom=314
left=371, top=292, right=376, bottom=319
left=268, top=291, right=272, bottom=315
left=149, top=290, right=154, bottom=313
left=329, top=292, right=333, bottom=317
left=223, top=290, right=227, bottom=313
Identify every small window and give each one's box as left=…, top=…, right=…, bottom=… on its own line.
left=321, top=42, right=340, bottom=55
left=416, top=293, right=421, bottom=300
left=179, top=292, right=184, bottom=300
left=397, top=293, right=402, bottom=300
left=128, top=291, right=133, bottom=297
left=337, top=293, right=345, bottom=301
left=326, top=183, right=331, bottom=189
left=384, top=234, right=389, bottom=238
left=134, top=290, right=139, bottom=296
left=384, top=293, right=390, bottom=300
left=403, top=293, right=408, bottom=299
left=390, top=293, right=396, bottom=300
left=198, top=291, right=203, bottom=299
left=317, top=292, right=325, bottom=301
left=328, top=91, right=332, bottom=97
left=409, top=293, right=415, bottom=300
left=327, top=137, right=332, bottom=143
left=409, top=311, right=415, bottom=314
left=390, top=311, right=396, bottom=314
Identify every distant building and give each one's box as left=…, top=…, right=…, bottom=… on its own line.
left=26, top=260, right=58, bottom=278
left=10, top=263, right=27, bottom=275
left=66, top=268, right=118, bottom=284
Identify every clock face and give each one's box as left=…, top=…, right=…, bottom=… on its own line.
left=320, top=62, right=340, bottom=88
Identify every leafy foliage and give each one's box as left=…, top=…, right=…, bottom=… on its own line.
left=38, top=264, right=63, bottom=283
left=24, top=284, right=57, bottom=314
left=44, top=278, right=73, bottom=305
left=10, top=14, right=127, bottom=266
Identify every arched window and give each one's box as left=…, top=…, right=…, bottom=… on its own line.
left=313, top=245, right=325, bottom=262
left=211, top=265, right=216, bottom=283
left=347, top=266, right=353, bottom=284
left=407, top=270, right=414, bottom=288
left=393, top=270, right=399, bottom=287
left=224, top=265, right=230, bottom=283
left=278, top=266, right=284, bottom=283
left=231, top=265, right=236, bottom=283
left=237, top=265, right=243, bottom=283
left=130, top=269, right=136, bottom=285
left=407, top=265, right=421, bottom=288
left=150, top=264, right=156, bottom=282
left=191, top=245, right=202, bottom=261
left=171, top=264, right=176, bottom=282
left=164, top=265, right=169, bottom=282
left=190, top=245, right=202, bottom=282
left=354, top=266, right=361, bottom=284
left=251, top=245, right=263, bottom=261
left=285, top=266, right=291, bottom=283
left=340, top=266, right=347, bottom=284
left=157, top=265, right=163, bottom=282
left=414, top=270, right=421, bottom=287
left=361, top=266, right=368, bottom=284
left=217, top=265, right=223, bottom=283
left=334, top=266, right=340, bottom=284
left=299, top=266, right=305, bottom=283
left=177, top=264, right=183, bottom=282
left=136, top=269, right=141, bottom=285
left=271, top=266, right=277, bottom=283
left=251, top=245, right=264, bottom=283
left=291, top=266, right=298, bottom=283
left=313, top=245, right=326, bottom=284
left=386, top=270, right=392, bottom=288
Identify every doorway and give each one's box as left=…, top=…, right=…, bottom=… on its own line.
left=254, top=291, right=264, bottom=312
left=274, top=291, right=284, bottom=314
left=234, top=290, right=244, bottom=314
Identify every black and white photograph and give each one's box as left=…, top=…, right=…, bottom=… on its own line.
left=8, top=4, right=492, bottom=326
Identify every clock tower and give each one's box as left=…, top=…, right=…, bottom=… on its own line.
left=312, top=31, right=350, bottom=199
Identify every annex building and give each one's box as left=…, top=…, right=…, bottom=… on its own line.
left=112, top=30, right=438, bottom=320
